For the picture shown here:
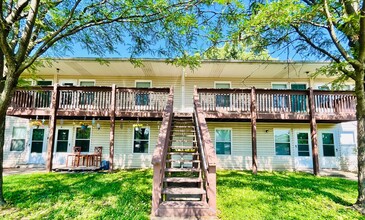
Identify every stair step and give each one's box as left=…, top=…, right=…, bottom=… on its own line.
left=162, top=187, right=205, bottom=195
left=159, top=201, right=209, bottom=209
left=168, top=152, right=199, bottom=156
left=173, top=125, right=195, bottom=128
left=171, top=134, right=195, bottom=137
left=164, top=177, right=202, bottom=183
left=166, top=159, right=200, bottom=163
left=170, top=139, right=196, bottom=143
left=165, top=168, right=201, bottom=172
left=157, top=201, right=214, bottom=217
left=170, top=146, right=197, bottom=150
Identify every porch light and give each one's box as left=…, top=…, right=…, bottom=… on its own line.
left=97, top=118, right=101, bottom=130
left=92, top=117, right=96, bottom=126
left=60, top=118, right=64, bottom=128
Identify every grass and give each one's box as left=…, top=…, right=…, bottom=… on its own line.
left=0, top=169, right=363, bottom=219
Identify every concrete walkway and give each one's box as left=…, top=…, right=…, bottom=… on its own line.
left=1, top=167, right=358, bottom=181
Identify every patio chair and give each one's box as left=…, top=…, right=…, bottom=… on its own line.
left=66, top=146, right=82, bottom=167
left=92, top=146, right=103, bottom=167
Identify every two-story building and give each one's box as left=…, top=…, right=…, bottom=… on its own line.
left=4, top=58, right=357, bottom=172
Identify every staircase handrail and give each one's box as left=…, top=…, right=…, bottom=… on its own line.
left=193, top=85, right=217, bottom=212
left=151, top=86, right=174, bottom=216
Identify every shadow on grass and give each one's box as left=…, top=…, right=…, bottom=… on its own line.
left=218, top=170, right=355, bottom=206
left=217, top=170, right=361, bottom=220
left=2, top=169, right=153, bottom=220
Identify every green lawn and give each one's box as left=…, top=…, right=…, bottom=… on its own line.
left=0, top=169, right=363, bottom=219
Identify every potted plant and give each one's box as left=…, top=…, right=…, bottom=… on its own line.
left=30, top=120, right=42, bottom=129
left=79, top=122, right=89, bottom=130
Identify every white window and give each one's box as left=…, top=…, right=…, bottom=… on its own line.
left=215, top=129, right=232, bottom=155
left=10, top=127, right=26, bottom=151
left=274, top=129, right=291, bottom=155
left=215, top=82, right=231, bottom=108
left=36, top=80, right=53, bottom=86
left=79, top=81, right=95, bottom=86
left=75, top=127, right=91, bottom=152
left=272, top=83, right=289, bottom=110
left=272, top=83, right=288, bottom=89
left=135, top=81, right=151, bottom=106
left=56, top=129, right=69, bottom=153
left=133, top=127, right=150, bottom=153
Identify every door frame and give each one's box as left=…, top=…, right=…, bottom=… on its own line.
left=318, top=130, right=340, bottom=169
left=293, top=129, right=313, bottom=169
left=28, top=127, right=48, bottom=164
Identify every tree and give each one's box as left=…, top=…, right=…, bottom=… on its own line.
left=0, top=0, right=229, bottom=205
left=238, top=0, right=365, bottom=211
left=203, top=42, right=273, bottom=60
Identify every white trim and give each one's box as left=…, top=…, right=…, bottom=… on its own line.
left=273, top=128, right=291, bottom=156
left=59, top=79, right=77, bottom=86
left=79, top=80, right=96, bottom=86
left=35, top=79, right=53, bottom=86
left=214, top=81, right=231, bottom=88
left=74, top=126, right=92, bottom=153
left=293, top=129, right=312, bottom=157
left=132, top=126, right=151, bottom=154
left=289, top=82, right=308, bottom=89
left=135, top=80, right=152, bottom=88
left=271, top=82, right=289, bottom=89
left=10, top=126, right=27, bottom=152
left=214, top=128, right=232, bottom=155
left=55, top=128, right=71, bottom=153
left=319, top=131, right=337, bottom=157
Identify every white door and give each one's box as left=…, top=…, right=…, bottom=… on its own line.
left=320, top=132, right=340, bottom=169
left=339, top=131, right=357, bottom=171
left=53, top=128, right=71, bottom=166
left=28, top=128, right=48, bottom=164
left=294, top=130, right=313, bottom=169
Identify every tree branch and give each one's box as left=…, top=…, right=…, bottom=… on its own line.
left=358, top=0, right=365, bottom=62
left=15, top=0, right=39, bottom=64
left=323, top=0, right=354, bottom=63
left=5, top=0, right=29, bottom=27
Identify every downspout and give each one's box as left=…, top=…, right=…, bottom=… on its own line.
left=181, top=68, right=186, bottom=112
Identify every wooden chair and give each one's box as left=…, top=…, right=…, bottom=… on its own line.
left=92, top=146, right=103, bottom=167
left=66, top=146, right=81, bottom=167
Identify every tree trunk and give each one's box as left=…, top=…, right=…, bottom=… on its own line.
left=355, top=69, right=365, bottom=208
left=0, top=113, right=6, bottom=205
left=0, top=68, right=20, bottom=206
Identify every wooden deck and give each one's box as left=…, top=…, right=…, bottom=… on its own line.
left=53, top=166, right=101, bottom=172
left=7, top=85, right=170, bottom=119
left=198, top=87, right=356, bottom=122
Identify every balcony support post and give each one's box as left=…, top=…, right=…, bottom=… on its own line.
left=46, top=84, right=60, bottom=172
left=309, top=87, right=320, bottom=176
left=251, top=87, right=258, bottom=175
left=109, top=84, right=116, bottom=171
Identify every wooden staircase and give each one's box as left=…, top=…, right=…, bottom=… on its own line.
left=156, top=117, right=213, bottom=217
left=152, top=89, right=216, bottom=218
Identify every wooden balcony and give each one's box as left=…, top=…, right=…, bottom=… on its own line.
left=7, top=85, right=171, bottom=119
left=197, top=88, right=356, bottom=122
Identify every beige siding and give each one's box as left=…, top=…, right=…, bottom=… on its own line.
left=4, top=116, right=30, bottom=167
left=208, top=122, right=252, bottom=170
left=206, top=122, right=338, bottom=171
left=114, top=121, right=159, bottom=168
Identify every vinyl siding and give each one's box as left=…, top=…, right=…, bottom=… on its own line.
left=206, top=122, right=338, bottom=171
left=4, top=116, right=30, bottom=167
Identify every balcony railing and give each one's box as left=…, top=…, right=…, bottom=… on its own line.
left=7, top=85, right=171, bottom=117
left=197, top=88, right=356, bottom=121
